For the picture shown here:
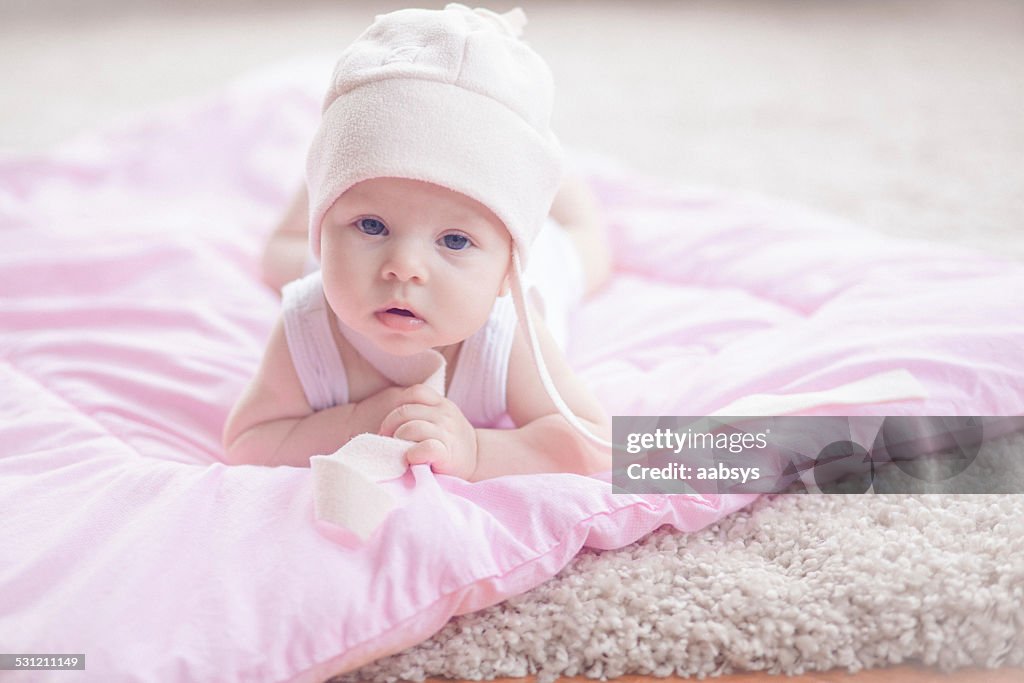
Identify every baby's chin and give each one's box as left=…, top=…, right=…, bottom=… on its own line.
left=369, top=329, right=450, bottom=358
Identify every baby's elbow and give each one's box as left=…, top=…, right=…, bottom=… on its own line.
left=221, top=416, right=265, bottom=466
left=570, top=414, right=613, bottom=475
left=581, top=432, right=612, bottom=475
left=221, top=430, right=248, bottom=466
left=220, top=411, right=246, bottom=464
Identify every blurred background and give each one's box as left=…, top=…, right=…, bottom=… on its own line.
left=2, top=0, right=1022, bottom=257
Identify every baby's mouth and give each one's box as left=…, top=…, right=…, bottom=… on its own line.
left=376, top=305, right=426, bottom=331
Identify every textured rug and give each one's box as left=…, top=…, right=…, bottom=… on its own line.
left=335, top=432, right=1024, bottom=682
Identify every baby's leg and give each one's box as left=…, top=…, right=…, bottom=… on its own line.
left=262, top=185, right=311, bottom=293
left=549, top=172, right=612, bottom=296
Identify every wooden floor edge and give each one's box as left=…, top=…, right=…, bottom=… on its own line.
left=424, top=664, right=1024, bottom=683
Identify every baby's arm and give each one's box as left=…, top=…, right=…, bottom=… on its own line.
left=221, top=316, right=403, bottom=466
left=472, top=304, right=611, bottom=479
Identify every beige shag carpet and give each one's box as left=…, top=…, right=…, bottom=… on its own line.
left=335, top=432, right=1024, bottom=682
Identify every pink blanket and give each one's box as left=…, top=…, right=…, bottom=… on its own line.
left=2, top=60, right=1022, bottom=682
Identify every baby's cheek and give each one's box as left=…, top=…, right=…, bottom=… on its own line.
left=452, top=293, right=497, bottom=336
left=322, top=269, right=362, bottom=318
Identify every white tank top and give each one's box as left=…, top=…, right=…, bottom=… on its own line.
left=281, top=270, right=517, bottom=428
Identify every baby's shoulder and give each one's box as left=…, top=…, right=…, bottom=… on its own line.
left=505, top=301, right=605, bottom=428
left=504, top=302, right=563, bottom=419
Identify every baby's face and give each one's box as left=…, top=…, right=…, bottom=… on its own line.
left=320, top=177, right=512, bottom=356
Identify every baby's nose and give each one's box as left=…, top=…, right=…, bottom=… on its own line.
left=381, top=241, right=428, bottom=283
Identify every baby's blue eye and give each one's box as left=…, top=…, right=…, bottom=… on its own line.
left=441, top=234, right=471, bottom=251
left=357, top=218, right=387, bottom=236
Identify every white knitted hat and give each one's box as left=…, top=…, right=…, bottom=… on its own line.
left=306, top=3, right=564, bottom=267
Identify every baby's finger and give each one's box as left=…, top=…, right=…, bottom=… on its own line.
left=392, top=419, right=443, bottom=445
left=379, top=403, right=441, bottom=437
left=399, top=383, right=444, bottom=407
left=405, top=438, right=448, bottom=467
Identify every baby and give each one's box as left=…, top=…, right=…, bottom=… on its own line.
left=223, top=4, right=612, bottom=481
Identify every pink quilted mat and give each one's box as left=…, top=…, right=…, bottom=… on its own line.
left=2, top=59, right=1022, bottom=682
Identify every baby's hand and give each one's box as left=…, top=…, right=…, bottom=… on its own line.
left=378, top=384, right=478, bottom=480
